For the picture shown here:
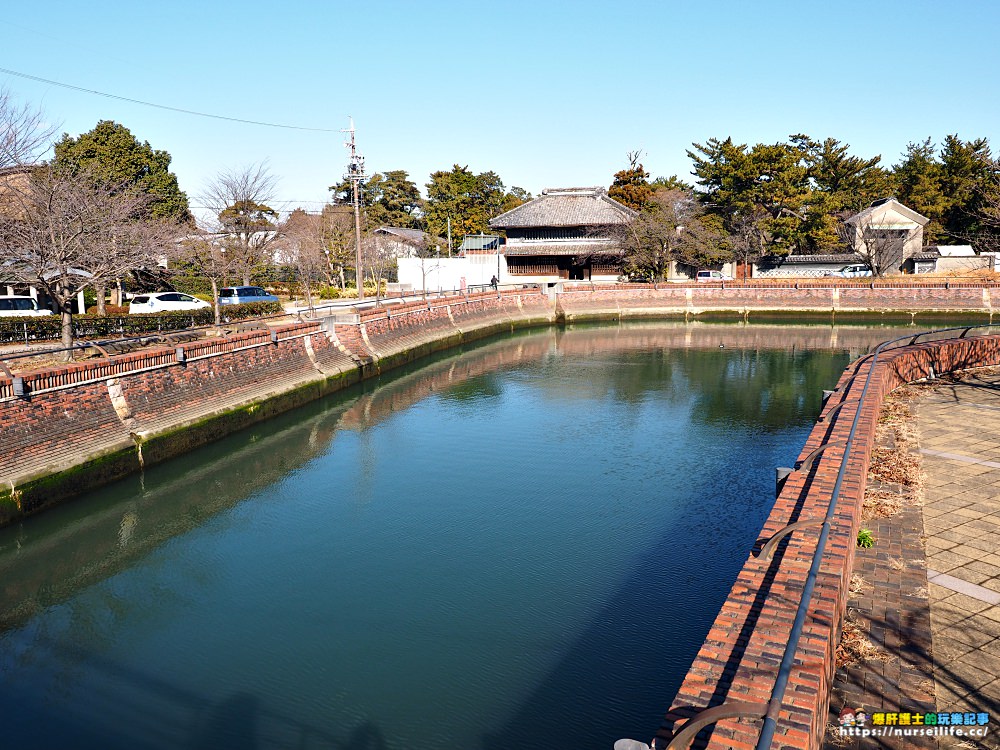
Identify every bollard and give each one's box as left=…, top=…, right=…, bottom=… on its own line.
left=775, top=466, right=793, bottom=498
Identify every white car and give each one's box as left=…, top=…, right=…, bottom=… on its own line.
left=825, top=264, right=872, bottom=278
left=695, top=270, right=734, bottom=282
left=128, top=292, right=211, bottom=314
left=0, top=295, right=53, bottom=317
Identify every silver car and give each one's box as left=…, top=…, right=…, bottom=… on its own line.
left=217, top=286, right=280, bottom=305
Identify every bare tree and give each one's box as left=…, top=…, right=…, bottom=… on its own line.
left=837, top=220, right=907, bottom=277
left=612, top=188, right=727, bottom=281
left=169, top=232, right=239, bottom=325
left=320, top=203, right=356, bottom=291
left=0, top=166, right=165, bottom=352
left=201, top=163, right=279, bottom=286
left=275, top=209, right=331, bottom=310
left=0, top=88, right=57, bottom=168
left=727, top=206, right=770, bottom=278
left=361, top=231, right=396, bottom=303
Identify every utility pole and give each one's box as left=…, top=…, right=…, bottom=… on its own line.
left=342, top=117, right=366, bottom=301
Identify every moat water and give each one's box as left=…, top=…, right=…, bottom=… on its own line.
left=0, top=321, right=921, bottom=749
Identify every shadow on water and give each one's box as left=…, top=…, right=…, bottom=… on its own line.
left=193, top=693, right=260, bottom=750
left=7, top=632, right=389, bottom=750
left=479, top=482, right=758, bottom=750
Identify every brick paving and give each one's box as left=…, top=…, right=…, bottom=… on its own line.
left=827, top=371, right=1000, bottom=750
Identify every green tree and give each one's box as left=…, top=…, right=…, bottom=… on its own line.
left=424, top=165, right=522, bottom=245
left=893, top=138, right=948, bottom=242
left=609, top=151, right=653, bottom=211
left=52, top=120, right=190, bottom=222
left=500, top=185, right=532, bottom=213
left=791, top=135, right=891, bottom=252
left=331, top=169, right=424, bottom=229
left=939, top=135, right=998, bottom=241
left=688, top=137, right=811, bottom=255
left=652, top=174, right=693, bottom=192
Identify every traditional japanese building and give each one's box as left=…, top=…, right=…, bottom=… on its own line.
left=489, top=187, right=636, bottom=282
left=843, top=198, right=929, bottom=271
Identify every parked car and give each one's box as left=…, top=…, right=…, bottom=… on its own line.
left=695, top=270, right=733, bottom=282
left=128, top=292, right=211, bottom=314
left=217, top=286, right=280, bottom=305
left=825, top=264, right=872, bottom=278
left=0, top=295, right=53, bottom=317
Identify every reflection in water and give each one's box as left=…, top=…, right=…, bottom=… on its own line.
left=0, top=321, right=915, bottom=750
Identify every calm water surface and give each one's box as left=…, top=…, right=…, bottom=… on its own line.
left=0, top=322, right=913, bottom=749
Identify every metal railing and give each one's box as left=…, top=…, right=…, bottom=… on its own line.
left=619, top=322, right=1000, bottom=750
left=0, top=286, right=550, bottom=376
left=292, top=283, right=543, bottom=318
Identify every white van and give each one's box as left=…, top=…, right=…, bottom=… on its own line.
left=0, top=295, right=53, bottom=317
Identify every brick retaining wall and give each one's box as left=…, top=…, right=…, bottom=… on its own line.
left=0, top=291, right=556, bottom=522
left=556, top=284, right=998, bottom=320
left=657, top=333, right=1000, bottom=750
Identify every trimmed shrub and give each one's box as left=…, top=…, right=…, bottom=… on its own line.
left=85, top=305, right=130, bottom=315
left=317, top=286, right=343, bottom=300
left=0, top=316, right=62, bottom=344
left=0, top=301, right=285, bottom=344
left=218, top=301, right=284, bottom=320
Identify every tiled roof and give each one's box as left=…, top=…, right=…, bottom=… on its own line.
left=375, top=227, right=427, bottom=244
left=503, top=241, right=621, bottom=257
left=846, top=198, right=929, bottom=227
left=765, top=253, right=860, bottom=264
left=490, top=187, right=636, bottom=229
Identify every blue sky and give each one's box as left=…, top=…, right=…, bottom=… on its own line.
left=4, top=0, right=998, bottom=223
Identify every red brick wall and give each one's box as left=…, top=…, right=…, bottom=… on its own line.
left=0, top=293, right=554, bottom=514
left=658, top=334, right=1000, bottom=750
left=119, top=329, right=322, bottom=436
left=556, top=285, right=998, bottom=318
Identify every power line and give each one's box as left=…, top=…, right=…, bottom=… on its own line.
left=0, top=66, right=339, bottom=133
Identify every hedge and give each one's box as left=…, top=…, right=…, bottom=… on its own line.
left=0, top=301, right=284, bottom=344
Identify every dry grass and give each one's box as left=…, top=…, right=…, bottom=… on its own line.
left=835, top=615, right=891, bottom=669
left=863, top=390, right=925, bottom=520
left=825, top=722, right=851, bottom=746
left=863, top=488, right=904, bottom=518
left=849, top=574, right=869, bottom=595
left=869, top=447, right=922, bottom=487
left=916, top=268, right=1000, bottom=280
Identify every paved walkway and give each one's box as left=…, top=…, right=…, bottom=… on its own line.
left=919, top=371, right=1000, bottom=748
left=827, top=370, right=1000, bottom=749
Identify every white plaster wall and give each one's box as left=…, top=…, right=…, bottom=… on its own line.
left=398, top=255, right=508, bottom=291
